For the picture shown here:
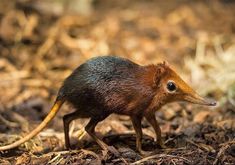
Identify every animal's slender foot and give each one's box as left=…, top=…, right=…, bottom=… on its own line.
left=106, top=145, right=120, bottom=157
left=65, top=143, right=72, bottom=150
left=101, top=147, right=119, bottom=160
left=136, top=145, right=153, bottom=156
left=101, top=145, right=120, bottom=158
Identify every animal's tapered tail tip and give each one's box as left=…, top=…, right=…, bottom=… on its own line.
left=0, top=99, right=64, bottom=151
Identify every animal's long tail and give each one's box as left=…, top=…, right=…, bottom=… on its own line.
left=0, top=98, right=65, bottom=151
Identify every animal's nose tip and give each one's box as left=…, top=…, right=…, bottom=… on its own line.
left=209, top=101, right=217, bottom=106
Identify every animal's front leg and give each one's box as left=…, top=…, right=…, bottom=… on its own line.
left=144, top=112, right=166, bottom=148
left=131, top=115, right=154, bottom=156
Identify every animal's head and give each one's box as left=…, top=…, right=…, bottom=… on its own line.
left=154, top=61, right=216, bottom=106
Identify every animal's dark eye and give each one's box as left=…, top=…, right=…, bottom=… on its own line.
left=167, top=81, right=176, bottom=92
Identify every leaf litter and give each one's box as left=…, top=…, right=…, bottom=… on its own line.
left=0, top=0, right=234, bottom=164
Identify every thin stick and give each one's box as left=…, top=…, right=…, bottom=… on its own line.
left=131, top=153, right=191, bottom=165
left=213, top=140, right=235, bottom=165
left=0, top=114, right=19, bottom=128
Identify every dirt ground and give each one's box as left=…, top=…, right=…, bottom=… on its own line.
left=0, top=0, right=235, bottom=164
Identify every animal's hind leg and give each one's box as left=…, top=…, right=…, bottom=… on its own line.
left=63, top=112, right=82, bottom=149
left=85, top=117, right=120, bottom=156
left=131, top=115, right=144, bottom=153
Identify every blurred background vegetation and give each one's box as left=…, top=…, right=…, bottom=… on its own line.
left=0, top=0, right=234, bottom=164
left=0, top=0, right=235, bottom=104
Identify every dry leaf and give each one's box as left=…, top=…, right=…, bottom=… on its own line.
left=193, top=111, right=211, bottom=123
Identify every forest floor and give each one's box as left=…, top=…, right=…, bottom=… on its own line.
left=0, top=0, right=234, bottom=164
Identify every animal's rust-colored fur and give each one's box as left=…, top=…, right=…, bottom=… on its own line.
left=0, top=56, right=216, bottom=155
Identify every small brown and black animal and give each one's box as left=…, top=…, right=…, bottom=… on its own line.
left=0, top=56, right=216, bottom=155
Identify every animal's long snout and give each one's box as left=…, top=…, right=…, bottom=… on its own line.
left=184, top=92, right=216, bottom=106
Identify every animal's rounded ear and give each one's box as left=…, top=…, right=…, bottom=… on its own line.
left=154, top=65, right=166, bottom=85
left=163, top=61, right=169, bottom=66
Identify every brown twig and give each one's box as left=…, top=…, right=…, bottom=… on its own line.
left=131, top=153, right=191, bottom=165
left=186, top=139, right=215, bottom=153
left=213, top=140, right=235, bottom=165
left=0, top=114, right=19, bottom=128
